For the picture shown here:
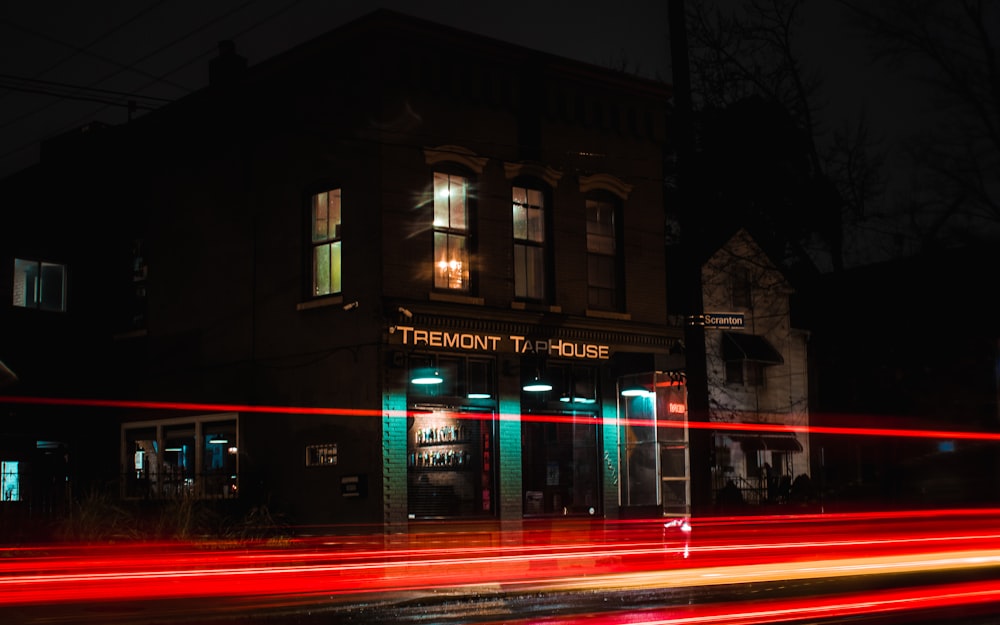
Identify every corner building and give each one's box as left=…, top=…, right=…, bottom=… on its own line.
left=1, top=11, right=685, bottom=530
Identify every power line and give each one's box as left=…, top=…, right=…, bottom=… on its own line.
left=0, top=0, right=290, bottom=169
left=0, top=1, right=187, bottom=97
left=0, top=73, right=170, bottom=109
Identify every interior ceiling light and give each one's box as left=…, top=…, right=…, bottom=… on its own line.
left=621, top=385, right=654, bottom=397
left=411, top=367, right=444, bottom=385
left=467, top=392, right=491, bottom=399
left=523, top=375, right=552, bottom=392
left=560, top=394, right=596, bottom=404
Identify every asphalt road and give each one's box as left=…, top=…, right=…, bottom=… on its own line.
left=10, top=566, right=1000, bottom=625
left=7, top=510, right=1000, bottom=624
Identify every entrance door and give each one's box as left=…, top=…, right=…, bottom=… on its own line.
left=522, top=412, right=601, bottom=516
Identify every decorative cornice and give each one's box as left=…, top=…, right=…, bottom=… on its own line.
left=578, top=173, right=633, bottom=200
left=423, top=145, right=488, bottom=174
left=503, top=162, right=563, bottom=188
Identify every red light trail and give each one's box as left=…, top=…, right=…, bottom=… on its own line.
left=1, top=394, right=996, bottom=441
left=2, top=510, right=1000, bottom=623
left=486, top=578, right=1000, bottom=625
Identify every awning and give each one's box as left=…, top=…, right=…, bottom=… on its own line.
left=729, top=432, right=803, bottom=452
left=722, top=332, right=783, bottom=364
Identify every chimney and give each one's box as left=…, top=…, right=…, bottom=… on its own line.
left=209, top=41, right=247, bottom=86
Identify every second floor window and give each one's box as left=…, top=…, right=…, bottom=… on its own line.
left=732, top=267, right=752, bottom=309
left=12, top=258, right=66, bottom=312
left=586, top=197, right=621, bottom=310
left=311, top=188, right=342, bottom=297
left=433, top=172, right=470, bottom=291
left=512, top=185, right=546, bottom=300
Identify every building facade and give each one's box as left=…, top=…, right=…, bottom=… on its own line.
left=1, top=11, right=695, bottom=531
left=701, top=229, right=811, bottom=505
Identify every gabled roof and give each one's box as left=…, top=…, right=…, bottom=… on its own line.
left=704, top=227, right=794, bottom=293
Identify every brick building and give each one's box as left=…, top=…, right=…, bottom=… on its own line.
left=0, top=11, right=691, bottom=530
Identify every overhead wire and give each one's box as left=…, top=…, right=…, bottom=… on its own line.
left=0, top=0, right=297, bottom=167
left=0, top=74, right=170, bottom=110
left=0, top=0, right=183, bottom=100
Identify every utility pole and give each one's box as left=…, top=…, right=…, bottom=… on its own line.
left=668, top=0, right=713, bottom=516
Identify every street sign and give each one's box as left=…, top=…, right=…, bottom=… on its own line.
left=698, top=313, right=745, bottom=329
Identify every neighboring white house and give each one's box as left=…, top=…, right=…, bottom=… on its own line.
left=701, top=229, right=811, bottom=505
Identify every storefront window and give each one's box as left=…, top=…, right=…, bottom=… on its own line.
left=123, top=416, right=239, bottom=500
left=202, top=420, right=238, bottom=498
left=619, top=372, right=689, bottom=515
left=407, top=408, right=495, bottom=519
left=163, top=424, right=195, bottom=497
left=125, top=426, right=158, bottom=498
left=621, top=378, right=658, bottom=507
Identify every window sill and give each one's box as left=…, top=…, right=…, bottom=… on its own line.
left=113, top=328, right=148, bottom=340
left=428, top=292, right=484, bottom=306
left=511, top=302, right=562, bottom=313
left=585, top=309, right=631, bottom=321
left=297, top=296, right=343, bottom=311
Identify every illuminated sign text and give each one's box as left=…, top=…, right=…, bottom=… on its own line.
left=393, top=326, right=610, bottom=360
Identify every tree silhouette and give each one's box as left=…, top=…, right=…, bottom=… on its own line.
left=841, top=0, right=1000, bottom=249
left=678, top=0, right=885, bottom=272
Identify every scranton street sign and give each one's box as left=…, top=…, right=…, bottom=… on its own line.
left=692, top=313, right=746, bottom=329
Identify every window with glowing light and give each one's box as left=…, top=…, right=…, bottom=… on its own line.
left=585, top=196, right=622, bottom=311
left=305, top=443, right=338, bottom=467
left=512, top=185, right=547, bottom=301
left=203, top=421, right=238, bottom=497
left=310, top=188, right=342, bottom=297
left=123, top=417, right=238, bottom=499
left=1, top=461, right=20, bottom=502
left=433, top=172, right=470, bottom=291
left=12, top=258, right=66, bottom=311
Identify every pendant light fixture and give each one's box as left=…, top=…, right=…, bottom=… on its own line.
left=523, top=370, right=552, bottom=392
left=411, top=365, right=444, bottom=385
left=621, top=385, right=654, bottom=398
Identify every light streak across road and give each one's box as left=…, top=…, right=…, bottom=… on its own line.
left=2, top=510, right=1000, bottom=623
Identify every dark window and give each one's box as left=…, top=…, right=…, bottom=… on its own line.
left=512, top=185, right=547, bottom=301
left=586, top=197, right=622, bottom=310
left=732, top=267, right=752, bottom=309
left=521, top=411, right=601, bottom=516
left=725, top=360, right=766, bottom=387
left=725, top=360, right=743, bottom=385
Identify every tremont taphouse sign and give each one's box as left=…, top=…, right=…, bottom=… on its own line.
left=392, top=325, right=611, bottom=360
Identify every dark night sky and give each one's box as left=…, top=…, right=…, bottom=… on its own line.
left=0, top=0, right=675, bottom=178
left=0, top=1, right=936, bottom=266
